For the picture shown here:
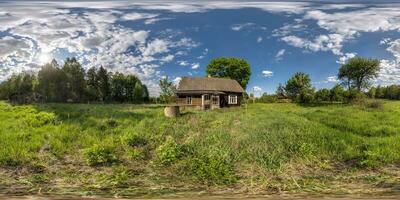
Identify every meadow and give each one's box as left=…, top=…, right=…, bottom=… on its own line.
left=0, top=100, right=399, bottom=197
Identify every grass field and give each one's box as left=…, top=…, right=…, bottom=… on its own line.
left=0, top=100, right=400, bottom=197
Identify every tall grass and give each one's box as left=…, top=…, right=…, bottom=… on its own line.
left=0, top=100, right=399, bottom=194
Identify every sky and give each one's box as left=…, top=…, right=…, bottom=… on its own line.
left=0, top=1, right=400, bottom=96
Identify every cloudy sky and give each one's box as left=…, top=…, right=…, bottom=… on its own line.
left=1, top=1, right=400, bottom=95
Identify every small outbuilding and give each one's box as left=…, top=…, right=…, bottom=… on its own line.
left=177, top=77, right=245, bottom=110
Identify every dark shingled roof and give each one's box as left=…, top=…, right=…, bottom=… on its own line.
left=177, top=77, right=245, bottom=94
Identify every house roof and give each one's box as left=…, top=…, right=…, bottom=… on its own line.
left=177, top=77, right=245, bottom=94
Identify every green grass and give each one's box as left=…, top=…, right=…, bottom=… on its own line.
left=0, top=100, right=400, bottom=196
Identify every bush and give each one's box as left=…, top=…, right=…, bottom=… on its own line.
left=83, top=145, right=118, bottom=166
left=315, top=89, right=330, bottom=102
left=127, top=148, right=146, bottom=160
left=156, top=137, right=181, bottom=165
left=367, top=101, right=384, bottom=109
left=122, top=132, right=147, bottom=147
left=188, top=152, right=236, bottom=185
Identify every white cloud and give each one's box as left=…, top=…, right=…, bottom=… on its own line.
left=257, top=37, right=263, bottom=43
left=0, top=5, right=200, bottom=96
left=121, top=12, right=159, bottom=21
left=275, top=49, right=286, bottom=61
left=337, top=52, right=356, bottom=64
left=178, top=60, right=189, bottom=66
left=376, top=59, right=400, bottom=85
left=173, top=77, right=182, bottom=86
left=281, top=34, right=344, bottom=55
left=253, top=86, right=262, bottom=92
left=231, top=22, right=267, bottom=32
left=262, top=70, right=274, bottom=77
left=191, top=63, right=200, bottom=69
left=387, top=39, right=400, bottom=63
left=326, top=75, right=339, bottom=83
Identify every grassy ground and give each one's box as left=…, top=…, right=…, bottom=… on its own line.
left=0, top=100, right=400, bottom=197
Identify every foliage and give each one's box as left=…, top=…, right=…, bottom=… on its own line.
left=188, top=151, right=236, bottom=185
left=1, top=101, right=400, bottom=193
left=285, top=72, right=314, bottom=103
left=156, top=136, right=181, bottom=165
left=338, top=57, right=380, bottom=91
left=159, top=76, right=177, bottom=104
left=83, top=145, right=118, bottom=166
left=329, top=84, right=346, bottom=102
left=0, top=58, right=149, bottom=104
left=257, top=93, right=278, bottom=103
left=276, top=83, right=286, bottom=99
left=315, top=88, right=330, bottom=102
left=206, top=57, right=251, bottom=89
left=123, top=132, right=148, bottom=147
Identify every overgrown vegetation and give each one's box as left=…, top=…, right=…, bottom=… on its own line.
left=0, top=58, right=149, bottom=104
left=1, top=101, right=399, bottom=196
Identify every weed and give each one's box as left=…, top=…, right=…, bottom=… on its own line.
left=156, top=136, right=181, bottom=165
left=83, top=145, right=118, bottom=166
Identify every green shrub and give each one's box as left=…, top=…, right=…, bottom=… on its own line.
left=367, top=101, right=384, bottom=109
left=122, top=132, right=148, bottom=147
left=83, top=145, right=118, bottom=166
left=127, top=148, right=145, bottom=160
left=188, top=152, right=236, bottom=185
left=156, top=137, right=181, bottom=165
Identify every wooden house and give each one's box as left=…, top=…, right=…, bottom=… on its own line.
left=177, top=77, right=245, bottom=110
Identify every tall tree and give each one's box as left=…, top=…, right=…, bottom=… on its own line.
left=62, top=57, right=86, bottom=102
left=276, top=83, right=286, bottom=99
left=142, top=84, right=149, bottom=102
left=110, top=73, right=127, bottom=102
left=133, top=81, right=144, bottom=103
left=285, top=72, right=314, bottom=103
left=97, top=66, right=110, bottom=102
left=206, top=57, right=251, bottom=89
left=338, top=57, right=380, bottom=91
left=86, top=67, right=99, bottom=102
left=159, top=76, right=176, bottom=103
left=37, top=60, right=68, bottom=102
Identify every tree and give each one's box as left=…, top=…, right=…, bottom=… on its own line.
left=37, top=60, right=68, bottom=102
left=285, top=72, right=314, bottom=103
left=315, top=88, right=330, bottom=102
left=329, top=84, right=345, bottom=102
left=110, top=73, right=127, bottom=102
left=206, top=57, right=251, bottom=89
left=159, top=76, right=176, bottom=103
left=142, top=85, right=149, bottom=102
left=86, top=67, right=99, bottom=102
left=338, top=57, right=380, bottom=92
left=133, top=81, right=144, bottom=103
left=276, top=83, right=286, bottom=99
left=97, top=66, right=110, bottom=102
left=62, top=57, right=86, bottom=102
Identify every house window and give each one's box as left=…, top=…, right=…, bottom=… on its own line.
left=212, top=96, right=219, bottom=105
left=228, top=95, right=237, bottom=104
left=186, top=96, right=192, bottom=105
left=204, top=94, right=210, bottom=101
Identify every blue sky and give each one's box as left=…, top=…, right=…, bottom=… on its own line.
left=0, top=1, right=400, bottom=95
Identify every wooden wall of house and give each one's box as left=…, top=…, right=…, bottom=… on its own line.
left=177, top=95, right=202, bottom=106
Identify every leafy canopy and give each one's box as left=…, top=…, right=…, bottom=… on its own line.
left=206, top=57, right=251, bottom=89
left=285, top=72, right=314, bottom=103
left=338, top=57, right=380, bottom=91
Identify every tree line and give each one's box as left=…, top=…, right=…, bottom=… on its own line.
left=257, top=57, right=400, bottom=103
left=0, top=58, right=149, bottom=104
